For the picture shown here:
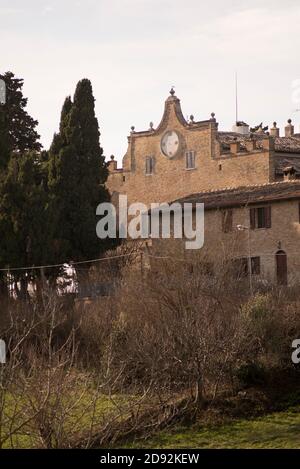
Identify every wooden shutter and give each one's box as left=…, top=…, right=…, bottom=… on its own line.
left=222, top=210, right=233, bottom=233
left=250, top=208, right=256, bottom=230
left=191, top=151, right=195, bottom=168
left=223, top=210, right=233, bottom=233
left=265, top=206, right=272, bottom=228
left=186, top=151, right=195, bottom=169
left=186, top=152, right=191, bottom=168
left=150, top=157, right=154, bottom=173
left=227, top=210, right=233, bottom=232
left=222, top=211, right=226, bottom=232
left=146, top=157, right=153, bottom=175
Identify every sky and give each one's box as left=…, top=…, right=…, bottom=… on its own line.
left=1, top=0, right=300, bottom=164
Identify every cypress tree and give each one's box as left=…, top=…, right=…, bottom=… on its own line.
left=0, top=72, right=44, bottom=295
left=0, top=72, right=41, bottom=169
left=0, top=152, right=50, bottom=297
left=48, top=79, right=110, bottom=264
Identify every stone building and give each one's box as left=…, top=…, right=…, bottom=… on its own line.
left=106, top=89, right=300, bottom=285
left=171, top=182, right=300, bottom=286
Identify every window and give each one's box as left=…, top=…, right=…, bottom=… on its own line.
left=221, top=209, right=233, bottom=233
left=186, top=261, right=214, bottom=276
left=234, top=256, right=261, bottom=277
left=185, top=151, right=196, bottom=169
left=234, top=258, right=248, bottom=277
left=251, top=257, right=261, bottom=275
left=145, top=156, right=154, bottom=175
left=250, top=206, right=271, bottom=229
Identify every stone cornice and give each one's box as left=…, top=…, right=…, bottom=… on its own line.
left=128, top=95, right=217, bottom=139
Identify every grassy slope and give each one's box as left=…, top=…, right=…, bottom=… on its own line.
left=3, top=388, right=300, bottom=448
left=128, top=407, right=300, bottom=449
left=1, top=392, right=121, bottom=448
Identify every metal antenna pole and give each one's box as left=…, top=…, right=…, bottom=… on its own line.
left=235, top=71, right=238, bottom=124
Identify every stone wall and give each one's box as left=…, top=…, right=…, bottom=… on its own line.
left=150, top=198, right=300, bottom=285
left=107, top=93, right=274, bottom=207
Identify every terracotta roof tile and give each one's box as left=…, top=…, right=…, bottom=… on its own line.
left=173, top=181, right=300, bottom=210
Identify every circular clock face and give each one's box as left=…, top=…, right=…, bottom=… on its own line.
left=161, top=130, right=180, bottom=158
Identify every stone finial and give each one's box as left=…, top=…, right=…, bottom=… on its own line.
left=189, top=114, right=194, bottom=123
left=285, top=118, right=294, bottom=137
left=270, top=121, right=280, bottom=137
left=211, top=112, right=216, bottom=120
left=108, top=154, right=117, bottom=171
left=170, top=87, right=175, bottom=96
left=130, top=126, right=135, bottom=133
left=149, top=121, right=154, bottom=130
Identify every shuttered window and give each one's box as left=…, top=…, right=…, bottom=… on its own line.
left=185, top=151, right=195, bottom=169
left=234, top=256, right=261, bottom=277
left=222, top=209, right=233, bottom=233
left=145, top=156, right=154, bottom=175
left=250, top=206, right=271, bottom=229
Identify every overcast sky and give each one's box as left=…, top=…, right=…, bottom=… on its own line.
left=1, top=0, right=300, bottom=163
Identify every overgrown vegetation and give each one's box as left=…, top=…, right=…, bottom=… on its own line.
left=0, top=244, right=300, bottom=448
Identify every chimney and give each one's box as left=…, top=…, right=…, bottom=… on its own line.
left=262, top=137, right=275, bottom=151
left=270, top=122, right=280, bottom=137
left=230, top=140, right=240, bottom=154
left=232, top=121, right=249, bottom=135
left=245, top=137, right=257, bottom=152
left=108, top=155, right=117, bottom=171
left=283, top=166, right=296, bottom=181
left=285, top=119, right=294, bottom=137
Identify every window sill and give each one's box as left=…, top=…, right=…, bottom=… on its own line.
left=185, top=167, right=197, bottom=171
